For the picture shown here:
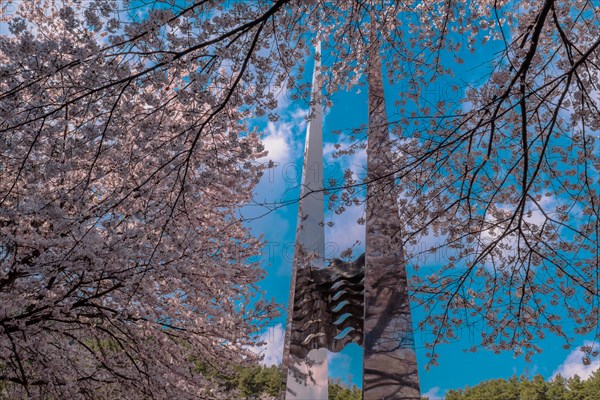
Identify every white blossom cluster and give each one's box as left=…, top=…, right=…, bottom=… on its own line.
left=0, top=0, right=296, bottom=397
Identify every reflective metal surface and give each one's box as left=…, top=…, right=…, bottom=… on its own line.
left=289, top=255, right=365, bottom=360
left=281, top=42, right=328, bottom=400
left=282, top=40, right=421, bottom=400
left=363, top=37, right=421, bottom=399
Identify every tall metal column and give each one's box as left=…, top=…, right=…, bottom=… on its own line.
left=363, top=36, right=421, bottom=399
left=280, top=43, right=328, bottom=400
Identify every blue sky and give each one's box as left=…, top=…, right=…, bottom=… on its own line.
left=4, top=0, right=595, bottom=396
left=244, top=36, right=600, bottom=398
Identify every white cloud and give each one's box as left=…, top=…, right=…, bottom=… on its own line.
left=327, top=351, right=352, bottom=371
left=253, top=107, right=309, bottom=204
left=422, top=386, right=444, bottom=400
left=261, top=121, right=294, bottom=164
left=248, top=323, right=285, bottom=366
left=322, top=141, right=367, bottom=259
left=322, top=142, right=337, bottom=159
left=290, top=106, right=309, bottom=122
left=273, top=86, right=290, bottom=110
left=259, top=107, right=308, bottom=165
left=323, top=142, right=367, bottom=178
left=475, top=195, right=559, bottom=271
left=552, top=341, right=600, bottom=380
left=325, top=203, right=365, bottom=259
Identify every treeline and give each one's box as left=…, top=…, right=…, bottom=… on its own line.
left=327, top=378, right=362, bottom=400
left=222, top=364, right=282, bottom=399
left=438, top=369, right=600, bottom=400
left=201, top=363, right=361, bottom=399
left=221, top=365, right=600, bottom=399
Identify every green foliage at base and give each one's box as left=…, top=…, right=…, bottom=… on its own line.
left=216, top=364, right=361, bottom=400
left=328, top=378, right=362, bottom=400
left=224, top=365, right=600, bottom=399
left=438, top=369, right=600, bottom=400
left=225, top=364, right=283, bottom=399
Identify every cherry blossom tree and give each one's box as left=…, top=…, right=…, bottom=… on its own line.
left=0, top=1, right=288, bottom=397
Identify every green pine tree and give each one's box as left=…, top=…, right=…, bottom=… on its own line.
left=567, top=375, right=586, bottom=400
left=520, top=374, right=549, bottom=400
left=328, top=378, right=362, bottom=400
left=547, top=374, right=568, bottom=400
left=581, top=369, right=600, bottom=400
left=442, top=370, right=600, bottom=400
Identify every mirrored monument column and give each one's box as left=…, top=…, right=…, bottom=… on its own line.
left=280, top=43, right=328, bottom=400
left=363, top=34, right=421, bottom=399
